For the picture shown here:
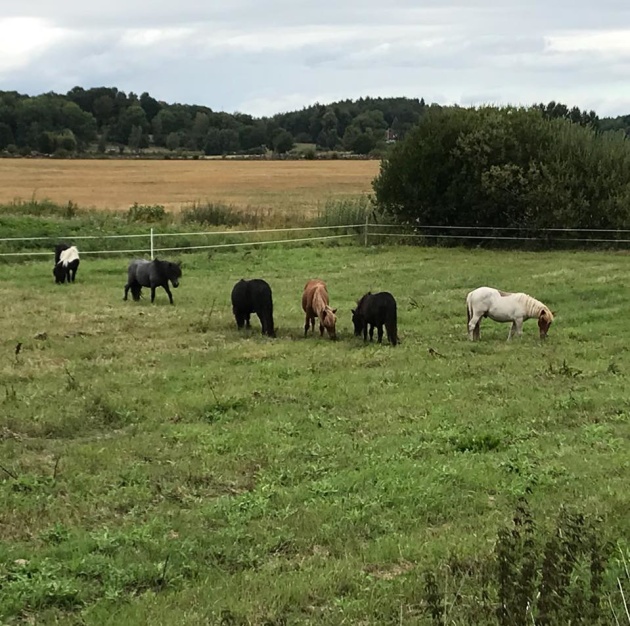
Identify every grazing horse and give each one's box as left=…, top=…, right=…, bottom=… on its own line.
left=54, top=243, right=69, bottom=265
left=466, top=286, right=554, bottom=341
left=352, top=292, right=398, bottom=346
left=231, top=279, right=276, bottom=337
left=124, top=258, right=182, bottom=304
left=53, top=245, right=80, bottom=284
left=302, top=279, right=337, bottom=340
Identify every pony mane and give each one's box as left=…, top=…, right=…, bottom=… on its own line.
left=356, top=292, right=372, bottom=311
left=154, top=258, right=182, bottom=278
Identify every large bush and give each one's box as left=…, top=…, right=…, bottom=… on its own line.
left=373, top=106, right=630, bottom=230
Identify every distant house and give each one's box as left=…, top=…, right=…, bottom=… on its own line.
left=385, top=128, right=398, bottom=143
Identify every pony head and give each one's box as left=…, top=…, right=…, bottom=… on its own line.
left=352, top=293, right=370, bottom=336
left=321, top=306, right=337, bottom=340
left=351, top=308, right=364, bottom=336
left=538, top=308, right=554, bottom=338
left=168, top=261, right=182, bottom=288
left=53, top=262, right=66, bottom=284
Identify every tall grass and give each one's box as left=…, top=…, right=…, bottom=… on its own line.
left=0, top=198, right=365, bottom=260
left=316, top=196, right=375, bottom=226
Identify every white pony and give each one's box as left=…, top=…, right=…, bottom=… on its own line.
left=53, top=245, right=80, bottom=284
left=466, top=286, right=554, bottom=341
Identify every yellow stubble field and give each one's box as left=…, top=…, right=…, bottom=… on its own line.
left=0, top=159, right=381, bottom=215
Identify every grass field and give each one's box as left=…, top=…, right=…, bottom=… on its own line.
left=0, top=160, right=380, bottom=215
left=1, top=244, right=629, bottom=624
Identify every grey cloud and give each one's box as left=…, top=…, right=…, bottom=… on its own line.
left=2, top=0, right=630, bottom=116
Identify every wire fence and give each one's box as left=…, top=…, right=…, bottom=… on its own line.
left=0, top=224, right=367, bottom=259
left=2, top=220, right=630, bottom=260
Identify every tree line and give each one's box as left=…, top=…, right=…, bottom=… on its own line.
left=1, top=86, right=626, bottom=162
left=0, top=87, right=431, bottom=157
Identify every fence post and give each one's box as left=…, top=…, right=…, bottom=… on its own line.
left=364, top=213, right=369, bottom=247
left=150, top=228, right=154, bottom=259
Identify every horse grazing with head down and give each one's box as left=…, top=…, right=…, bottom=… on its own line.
left=302, top=279, right=337, bottom=340
left=352, top=291, right=399, bottom=346
left=124, top=258, right=182, bottom=304
left=466, top=286, right=554, bottom=341
left=231, top=278, right=276, bottom=337
left=53, top=244, right=80, bottom=284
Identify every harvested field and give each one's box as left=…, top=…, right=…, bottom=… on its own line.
left=0, top=159, right=380, bottom=215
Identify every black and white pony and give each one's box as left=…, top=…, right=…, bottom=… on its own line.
left=53, top=244, right=80, bottom=284
left=123, top=258, right=182, bottom=304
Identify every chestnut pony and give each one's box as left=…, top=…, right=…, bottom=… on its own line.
left=466, top=286, right=554, bottom=341
left=302, top=279, right=337, bottom=340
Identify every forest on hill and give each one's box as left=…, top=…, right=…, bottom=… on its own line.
left=0, top=86, right=626, bottom=158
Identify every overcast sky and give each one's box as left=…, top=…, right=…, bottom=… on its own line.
left=1, top=1, right=629, bottom=117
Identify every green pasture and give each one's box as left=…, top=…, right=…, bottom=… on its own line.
left=1, top=245, right=629, bottom=624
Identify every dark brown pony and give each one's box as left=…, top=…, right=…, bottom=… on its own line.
left=301, top=279, right=337, bottom=339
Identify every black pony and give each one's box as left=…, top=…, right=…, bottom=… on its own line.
left=53, top=243, right=80, bottom=284
left=231, top=279, right=275, bottom=337
left=123, top=258, right=182, bottom=304
left=352, top=291, right=399, bottom=346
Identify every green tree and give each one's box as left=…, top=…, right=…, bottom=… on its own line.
left=59, top=101, right=97, bottom=146
left=128, top=125, right=143, bottom=153
left=97, top=127, right=108, bottom=153
left=373, top=105, right=630, bottom=233
left=112, top=104, right=148, bottom=144
left=57, top=130, right=77, bottom=153
left=0, top=122, right=14, bottom=149
left=272, top=129, right=294, bottom=154
left=166, top=131, right=180, bottom=151
left=351, top=131, right=377, bottom=155
left=191, top=112, right=210, bottom=150
left=203, top=128, right=222, bottom=155
left=139, top=92, right=161, bottom=122
left=240, top=123, right=268, bottom=151
left=92, top=95, right=114, bottom=129
left=38, top=131, right=56, bottom=154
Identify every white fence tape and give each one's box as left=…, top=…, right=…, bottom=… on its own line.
left=2, top=221, right=630, bottom=259
left=0, top=225, right=364, bottom=258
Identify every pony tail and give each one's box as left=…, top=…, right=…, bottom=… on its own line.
left=386, top=307, right=398, bottom=346
left=131, top=284, right=143, bottom=301
left=390, top=318, right=398, bottom=346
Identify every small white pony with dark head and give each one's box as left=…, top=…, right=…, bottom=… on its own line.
left=466, top=286, right=554, bottom=341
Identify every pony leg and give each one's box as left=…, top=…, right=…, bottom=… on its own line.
left=507, top=320, right=523, bottom=341
left=304, top=314, right=311, bottom=337
left=319, top=320, right=325, bottom=337
left=377, top=325, right=384, bottom=344
left=124, top=284, right=129, bottom=301
left=507, top=322, right=517, bottom=341
left=163, top=285, right=174, bottom=305
left=369, top=325, right=375, bottom=342
left=150, top=286, right=157, bottom=303
left=363, top=325, right=368, bottom=342
left=468, top=315, right=482, bottom=341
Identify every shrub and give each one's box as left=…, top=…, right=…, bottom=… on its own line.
left=127, top=202, right=167, bottom=223
left=373, top=105, right=630, bottom=235
left=180, top=202, right=242, bottom=227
